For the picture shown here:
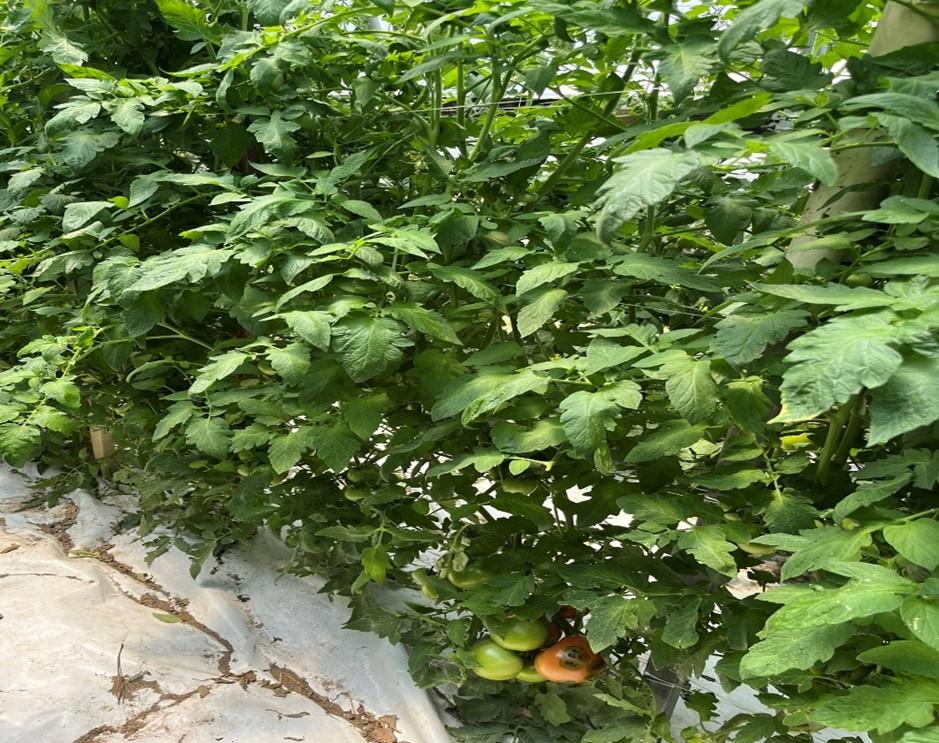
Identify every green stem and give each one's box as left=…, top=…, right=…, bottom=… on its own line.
left=832, top=395, right=866, bottom=470
left=816, top=395, right=857, bottom=484
left=535, top=47, right=642, bottom=199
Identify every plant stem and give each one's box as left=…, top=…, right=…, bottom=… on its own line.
left=832, top=395, right=866, bottom=470
left=816, top=395, right=857, bottom=484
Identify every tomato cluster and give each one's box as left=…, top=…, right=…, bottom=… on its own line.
left=469, top=610, right=603, bottom=685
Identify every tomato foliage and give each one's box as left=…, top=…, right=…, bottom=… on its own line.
left=2, top=0, right=939, bottom=740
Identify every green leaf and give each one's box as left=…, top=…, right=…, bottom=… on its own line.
left=515, top=261, right=580, bottom=296
left=757, top=527, right=872, bottom=581
left=559, top=384, right=641, bottom=471
left=491, top=419, right=565, bottom=453
left=902, top=596, right=939, bottom=650
left=869, top=356, right=939, bottom=445
left=486, top=574, right=535, bottom=606
left=712, top=310, right=808, bottom=366
left=595, top=149, right=710, bottom=242
left=877, top=114, right=939, bottom=178
left=534, top=692, right=570, bottom=727
left=863, top=195, right=939, bottom=224
left=309, top=424, right=359, bottom=472
left=62, top=200, right=113, bottom=232
left=754, top=282, right=895, bottom=310
left=427, top=264, right=502, bottom=304
left=662, top=597, right=701, bottom=649
left=110, top=100, right=146, bottom=136
left=767, top=138, right=838, bottom=186
left=61, top=130, right=119, bottom=170
left=517, top=288, right=567, bottom=337
left=900, top=729, right=939, bottom=743
left=857, top=640, right=939, bottom=679
left=626, top=420, right=707, bottom=463
left=267, top=343, right=310, bottom=382
left=155, top=0, right=218, bottom=42
left=344, top=395, right=390, bottom=440
left=761, top=571, right=915, bottom=633
left=332, top=315, right=409, bottom=382
left=677, top=527, right=737, bottom=576
left=586, top=596, right=654, bottom=653
left=724, top=377, right=772, bottom=437
left=740, top=624, right=854, bottom=678
left=773, top=313, right=903, bottom=423
left=718, top=0, right=810, bottom=59
left=578, top=339, right=644, bottom=375
left=658, top=40, right=713, bottom=103
left=812, top=678, right=939, bottom=734
left=341, top=199, right=383, bottom=223
left=281, top=310, right=332, bottom=351
left=268, top=429, right=311, bottom=474
left=185, top=417, right=231, bottom=458
left=832, top=474, right=911, bottom=521
left=190, top=351, right=249, bottom=395
left=389, top=302, right=461, bottom=345
left=460, top=371, right=550, bottom=424
left=153, top=402, right=196, bottom=441
left=611, top=253, right=719, bottom=292
left=662, top=355, right=718, bottom=424
left=0, top=423, right=41, bottom=468
left=884, top=519, right=939, bottom=571
left=843, top=93, right=939, bottom=133
left=248, top=111, right=300, bottom=158
left=246, top=0, right=291, bottom=24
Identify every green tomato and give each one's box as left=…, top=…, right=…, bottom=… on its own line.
left=343, top=487, right=370, bottom=502
left=471, top=639, right=523, bottom=681
left=515, top=665, right=547, bottom=683
left=447, top=566, right=492, bottom=589
left=491, top=619, right=549, bottom=652
left=845, top=272, right=873, bottom=288
left=501, top=478, right=537, bottom=495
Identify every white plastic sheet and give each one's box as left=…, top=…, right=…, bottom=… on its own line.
left=0, top=466, right=452, bottom=743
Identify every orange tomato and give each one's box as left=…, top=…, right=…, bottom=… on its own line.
left=533, top=636, right=602, bottom=684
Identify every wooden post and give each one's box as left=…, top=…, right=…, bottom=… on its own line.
left=787, top=1, right=939, bottom=270
left=89, top=427, right=116, bottom=460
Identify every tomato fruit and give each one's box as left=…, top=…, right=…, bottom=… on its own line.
left=343, top=487, right=370, bottom=501
left=534, top=636, right=601, bottom=684
left=471, top=639, right=523, bottom=681
left=557, top=605, right=579, bottom=620
left=845, top=272, right=873, bottom=287
left=491, top=619, right=548, bottom=652
left=515, top=665, right=547, bottom=683
left=447, top=566, right=492, bottom=589
left=501, top=477, right=537, bottom=494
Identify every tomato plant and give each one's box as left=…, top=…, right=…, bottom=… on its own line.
left=2, top=0, right=939, bottom=740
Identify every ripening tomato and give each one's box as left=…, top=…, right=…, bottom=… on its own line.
left=447, top=566, right=492, bottom=590
left=557, top=605, right=579, bottom=620
left=534, top=636, right=602, bottom=684
left=515, top=665, right=547, bottom=683
left=491, top=619, right=548, bottom=652
left=471, top=639, right=523, bottom=681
